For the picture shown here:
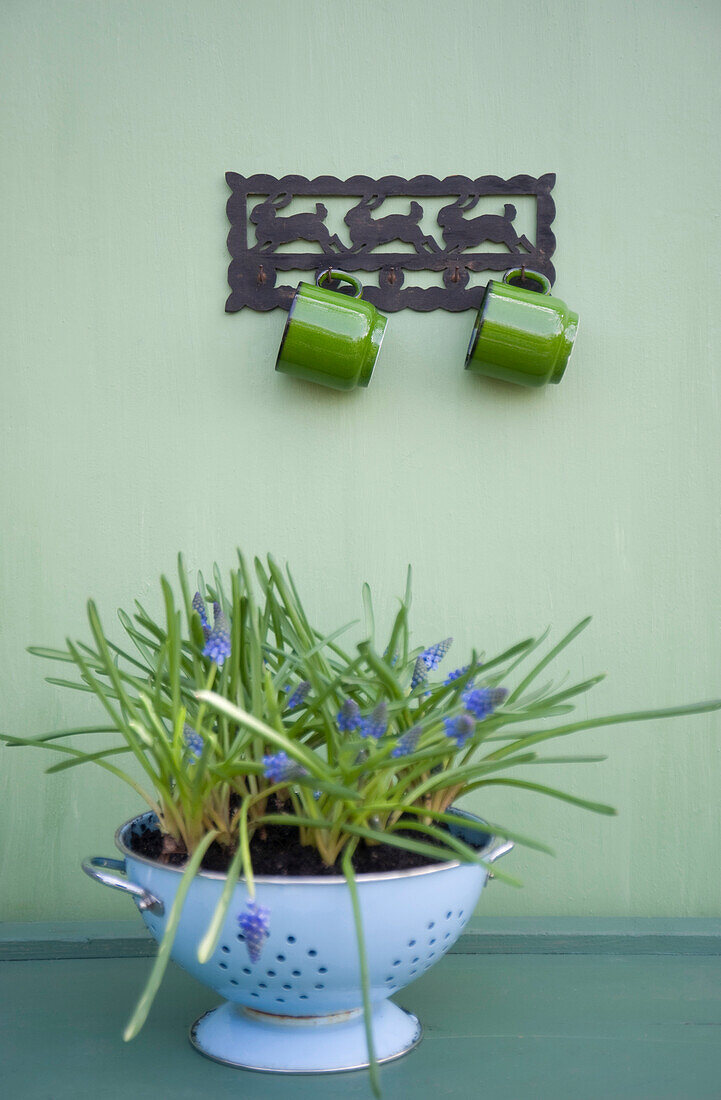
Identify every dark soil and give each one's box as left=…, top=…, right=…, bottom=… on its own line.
left=128, top=811, right=464, bottom=876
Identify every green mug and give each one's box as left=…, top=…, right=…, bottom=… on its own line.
left=465, top=268, right=578, bottom=387
left=275, top=269, right=387, bottom=391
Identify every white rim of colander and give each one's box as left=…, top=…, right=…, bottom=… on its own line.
left=115, top=811, right=500, bottom=885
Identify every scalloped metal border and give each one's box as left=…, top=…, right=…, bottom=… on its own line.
left=225, top=172, right=556, bottom=312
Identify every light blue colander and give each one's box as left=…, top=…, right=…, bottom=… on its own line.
left=83, top=809, right=513, bottom=1072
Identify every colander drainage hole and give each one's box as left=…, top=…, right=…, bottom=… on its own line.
left=219, top=962, right=228, bottom=970
left=250, top=992, right=259, bottom=998
left=292, top=970, right=301, bottom=977
left=230, top=979, right=239, bottom=986
left=276, top=997, right=285, bottom=1003
left=392, top=959, right=401, bottom=967
left=308, top=949, right=318, bottom=957
left=445, top=911, right=452, bottom=919
left=276, top=954, right=286, bottom=962
left=429, top=937, right=436, bottom=945
left=444, top=933, right=451, bottom=940
left=459, top=910, right=464, bottom=918
left=221, top=945, right=230, bottom=953
left=318, top=966, right=328, bottom=974
left=408, top=939, right=416, bottom=947
left=282, top=984, right=292, bottom=990
left=287, top=935, right=296, bottom=943
left=314, top=983, right=325, bottom=990
left=412, top=956, right=419, bottom=963
left=299, top=994, right=308, bottom=1000
left=410, top=969, right=417, bottom=975
left=427, top=921, right=435, bottom=929
left=259, top=982, right=267, bottom=989
left=242, top=967, right=251, bottom=975
left=236, top=933, right=245, bottom=942
left=266, top=970, right=277, bottom=977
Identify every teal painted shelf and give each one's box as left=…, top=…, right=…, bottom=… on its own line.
left=2, top=916, right=721, bottom=959
left=2, top=921, right=721, bottom=1098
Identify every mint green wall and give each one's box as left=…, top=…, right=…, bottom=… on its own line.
left=2, top=0, right=720, bottom=921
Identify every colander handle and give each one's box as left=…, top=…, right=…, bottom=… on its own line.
left=82, top=856, right=165, bottom=916
left=484, top=838, right=514, bottom=880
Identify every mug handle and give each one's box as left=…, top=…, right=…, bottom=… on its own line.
left=316, top=268, right=364, bottom=299
left=502, top=267, right=551, bottom=295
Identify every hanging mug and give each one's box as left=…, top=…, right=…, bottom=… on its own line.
left=465, top=268, right=578, bottom=387
left=275, top=269, right=387, bottom=391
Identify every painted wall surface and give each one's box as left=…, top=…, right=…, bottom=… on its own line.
left=2, top=0, right=720, bottom=921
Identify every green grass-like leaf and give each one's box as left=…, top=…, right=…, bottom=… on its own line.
left=123, top=830, right=219, bottom=1041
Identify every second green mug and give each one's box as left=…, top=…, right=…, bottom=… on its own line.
left=275, top=269, right=387, bottom=391
left=465, top=268, right=578, bottom=387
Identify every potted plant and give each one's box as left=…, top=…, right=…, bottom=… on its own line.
left=5, top=551, right=719, bottom=1096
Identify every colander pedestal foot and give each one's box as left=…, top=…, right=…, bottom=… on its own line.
left=189, top=998, right=422, bottom=1073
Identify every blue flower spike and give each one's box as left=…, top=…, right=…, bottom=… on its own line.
left=462, top=686, right=508, bottom=720
left=443, top=713, right=476, bottom=748
left=262, top=751, right=308, bottom=784
left=237, top=900, right=271, bottom=963
left=411, top=656, right=429, bottom=691
left=286, top=681, right=311, bottom=710
left=337, top=698, right=361, bottom=732
left=360, top=700, right=388, bottom=739
left=391, top=725, right=422, bottom=758
left=412, top=638, right=453, bottom=689
left=445, top=665, right=471, bottom=685
left=422, top=638, right=453, bottom=671
left=202, top=603, right=231, bottom=667
left=183, top=724, right=203, bottom=760
left=192, top=591, right=210, bottom=639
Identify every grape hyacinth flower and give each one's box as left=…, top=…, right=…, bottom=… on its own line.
left=411, top=638, right=453, bottom=689
left=262, top=751, right=308, bottom=784
left=422, top=638, right=453, bottom=671
left=202, top=602, right=231, bottom=667
left=410, top=656, right=429, bottom=691
left=462, top=686, right=508, bottom=720
left=183, top=724, right=203, bottom=760
left=192, top=591, right=210, bottom=639
left=337, top=698, right=361, bottom=732
left=237, top=900, right=270, bottom=963
left=445, top=665, right=471, bottom=685
left=360, top=701, right=388, bottom=739
left=443, top=713, right=476, bottom=748
left=391, top=725, right=422, bottom=758
left=286, top=680, right=311, bottom=710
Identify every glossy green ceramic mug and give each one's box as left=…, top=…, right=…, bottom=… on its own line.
left=465, top=268, right=578, bottom=387
left=275, top=269, right=387, bottom=391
